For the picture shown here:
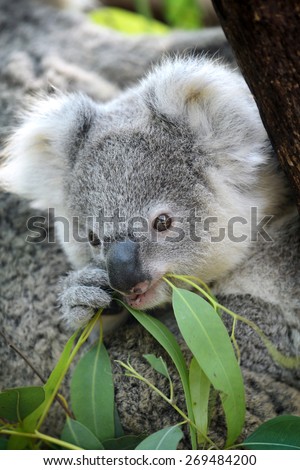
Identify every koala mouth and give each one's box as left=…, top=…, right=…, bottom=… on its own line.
left=124, top=279, right=162, bottom=309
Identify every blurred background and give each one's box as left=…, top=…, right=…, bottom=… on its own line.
left=55, top=0, right=219, bottom=32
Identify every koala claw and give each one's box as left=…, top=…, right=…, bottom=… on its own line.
left=59, top=266, right=112, bottom=329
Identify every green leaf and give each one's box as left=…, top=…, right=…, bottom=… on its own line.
left=0, top=387, right=45, bottom=422
left=90, top=8, right=170, bottom=35
left=172, top=288, right=245, bottom=447
left=71, top=341, right=115, bottom=441
left=103, top=435, right=145, bottom=450
left=0, top=437, right=8, bottom=449
left=114, top=406, right=124, bottom=438
left=189, top=358, right=211, bottom=444
left=244, top=415, right=300, bottom=450
left=61, top=417, right=104, bottom=450
left=119, top=301, right=196, bottom=450
left=143, top=354, right=170, bottom=379
left=143, top=354, right=174, bottom=403
left=135, top=425, right=183, bottom=450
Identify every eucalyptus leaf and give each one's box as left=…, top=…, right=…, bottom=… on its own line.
left=0, top=387, right=45, bottom=422
left=61, top=417, right=104, bottom=450
left=71, top=341, right=115, bottom=441
left=119, top=301, right=196, bottom=449
left=114, top=406, right=124, bottom=438
left=172, top=288, right=245, bottom=447
left=143, top=354, right=170, bottom=379
left=0, top=437, right=8, bottom=449
left=103, top=435, right=145, bottom=450
left=189, top=357, right=211, bottom=444
left=135, top=425, right=183, bottom=450
left=244, top=415, right=300, bottom=450
left=0, top=390, right=20, bottom=422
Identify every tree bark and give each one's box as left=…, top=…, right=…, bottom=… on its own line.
left=212, top=0, right=300, bottom=211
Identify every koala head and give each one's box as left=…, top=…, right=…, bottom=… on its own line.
left=0, top=57, right=289, bottom=311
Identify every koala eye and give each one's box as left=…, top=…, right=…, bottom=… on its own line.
left=153, top=214, right=172, bottom=232
left=88, top=230, right=101, bottom=247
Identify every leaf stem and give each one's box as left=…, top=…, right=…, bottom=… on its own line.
left=217, top=304, right=300, bottom=369
left=230, top=316, right=241, bottom=364
left=0, top=429, right=82, bottom=450
left=163, top=275, right=218, bottom=310
left=169, top=376, right=175, bottom=404
left=116, top=360, right=218, bottom=449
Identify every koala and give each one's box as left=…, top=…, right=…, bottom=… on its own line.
left=1, top=56, right=298, bottom=329
left=0, top=0, right=299, bottom=446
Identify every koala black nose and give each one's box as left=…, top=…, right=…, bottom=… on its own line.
left=106, top=239, right=149, bottom=295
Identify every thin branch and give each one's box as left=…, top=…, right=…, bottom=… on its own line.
left=0, top=330, right=46, bottom=383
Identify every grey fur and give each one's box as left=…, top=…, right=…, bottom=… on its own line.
left=59, top=265, right=111, bottom=325
left=0, top=0, right=299, bottom=448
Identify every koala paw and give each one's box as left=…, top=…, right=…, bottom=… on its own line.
left=59, top=266, right=112, bottom=329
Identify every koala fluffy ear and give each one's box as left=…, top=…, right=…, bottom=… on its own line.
left=0, top=93, right=97, bottom=209
left=141, top=57, right=269, bottom=169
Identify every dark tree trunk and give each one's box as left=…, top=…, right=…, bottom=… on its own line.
left=212, top=0, right=300, bottom=211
